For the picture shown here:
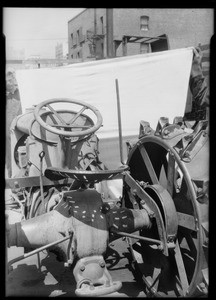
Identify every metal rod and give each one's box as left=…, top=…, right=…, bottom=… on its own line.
left=8, top=234, right=73, bottom=267
left=115, top=79, right=124, bottom=165
left=37, top=252, right=41, bottom=270
left=94, top=8, right=97, bottom=35
left=39, top=151, right=46, bottom=212
left=114, top=231, right=162, bottom=245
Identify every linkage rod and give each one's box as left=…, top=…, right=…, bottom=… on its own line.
left=8, top=233, right=73, bottom=267
left=114, top=231, right=162, bottom=246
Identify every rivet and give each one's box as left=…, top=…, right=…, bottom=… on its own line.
left=80, top=265, right=85, bottom=272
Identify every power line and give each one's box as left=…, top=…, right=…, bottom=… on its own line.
left=6, top=37, right=68, bottom=41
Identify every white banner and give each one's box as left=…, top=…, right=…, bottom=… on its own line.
left=16, top=47, right=193, bottom=139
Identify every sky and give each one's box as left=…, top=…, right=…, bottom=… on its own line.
left=3, top=7, right=85, bottom=59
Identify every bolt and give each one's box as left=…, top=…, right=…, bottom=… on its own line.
left=64, top=259, right=72, bottom=268
left=132, top=189, right=137, bottom=195
left=99, top=261, right=105, bottom=268
left=199, top=282, right=206, bottom=291
left=80, top=265, right=85, bottom=272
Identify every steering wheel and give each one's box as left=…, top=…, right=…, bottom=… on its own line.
left=34, top=98, right=103, bottom=137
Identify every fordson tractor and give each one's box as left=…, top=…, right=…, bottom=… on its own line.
left=6, top=96, right=208, bottom=297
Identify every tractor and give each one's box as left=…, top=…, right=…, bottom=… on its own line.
left=6, top=95, right=208, bottom=297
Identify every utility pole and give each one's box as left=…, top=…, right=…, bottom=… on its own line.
left=106, top=9, right=114, bottom=58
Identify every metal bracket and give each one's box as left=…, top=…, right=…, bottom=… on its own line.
left=124, top=172, right=169, bottom=255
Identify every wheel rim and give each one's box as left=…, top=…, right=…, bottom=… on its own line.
left=124, top=134, right=208, bottom=297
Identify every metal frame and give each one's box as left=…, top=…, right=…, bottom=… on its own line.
left=114, top=34, right=168, bottom=56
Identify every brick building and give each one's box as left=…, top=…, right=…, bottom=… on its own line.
left=68, top=8, right=213, bottom=60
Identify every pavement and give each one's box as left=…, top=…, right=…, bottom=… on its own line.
left=5, top=195, right=147, bottom=298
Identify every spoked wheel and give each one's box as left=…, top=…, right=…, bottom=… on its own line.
left=123, top=128, right=208, bottom=297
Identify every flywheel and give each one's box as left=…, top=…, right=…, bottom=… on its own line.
left=123, top=118, right=209, bottom=297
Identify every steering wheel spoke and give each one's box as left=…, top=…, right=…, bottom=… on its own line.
left=45, top=104, right=67, bottom=125
left=68, top=106, right=87, bottom=125
left=51, top=124, right=91, bottom=129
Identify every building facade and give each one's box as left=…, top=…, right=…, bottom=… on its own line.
left=55, top=42, right=68, bottom=60
left=68, top=8, right=213, bottom=60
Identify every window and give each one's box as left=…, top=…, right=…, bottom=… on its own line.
left=79, top=27, right=85, bottom=43
left=100, top=16, right=104, bottom=34
left=71, top=33, right=73, bottom=46
left=140, top=15, right=149, bottom=31
left=77, top=29, right=80, bottom=45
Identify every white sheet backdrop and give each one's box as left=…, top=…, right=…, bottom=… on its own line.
left=16, top=47, right=193, bottom=139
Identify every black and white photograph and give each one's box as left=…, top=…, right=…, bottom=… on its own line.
left=4, top=7, right=212, bottom=297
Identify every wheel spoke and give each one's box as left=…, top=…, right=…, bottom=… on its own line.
left=174, top=240, right=189, bottom=296
left=46, top=104, right=67, bottom=125
left=138, top=145, right=159, bottom=184
left=149, top=267, right=161, bottom=292
left=68, top=106, right=87, bottom=125
left=167, top=152, right=175, bottom=196
left=177, top=212, right=196, bottom=231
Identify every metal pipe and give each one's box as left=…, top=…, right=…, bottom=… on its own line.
left=8, top=234, right=72, bottom=267
left=115, top=79, right=124, bottom=165
left=94, top=8, right=97, bottom=35
left=39, top=151, right=46, bottom=213
left=106, top=8, right=114, bottom=58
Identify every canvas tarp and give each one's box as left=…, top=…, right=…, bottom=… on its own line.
left=15, top=47, right=193, bottom=139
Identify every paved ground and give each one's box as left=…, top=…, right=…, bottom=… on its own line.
left=6, top=206, right=146, bottom=297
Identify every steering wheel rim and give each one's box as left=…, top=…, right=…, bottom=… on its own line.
left=34, top=98, right=103, bottom=137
